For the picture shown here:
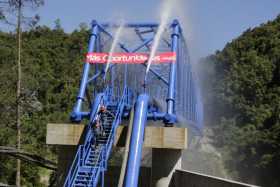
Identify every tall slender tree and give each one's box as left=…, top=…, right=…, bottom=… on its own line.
left=0, top=1, right=43, bottom=186
left=16, top=1, right=22, bottom=186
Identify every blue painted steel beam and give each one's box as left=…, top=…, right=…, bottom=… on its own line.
left=165, top=20, right=180, bottom=124
left=124, top=94, right=149, bottom=187
left=147, top=112, right=165, bottom=120
left=98, top=23, right=153, bottom=53
left=131, top=37, right=153, bottom=52
left=135, top=28, right=151, bottom=50
left=71, top=21, right=99, bottom=122
left=87, top=71, right=102, bottom=83
left=101, top=23, right=159, bottom=28
left=142, top=63, right=169, bottom=85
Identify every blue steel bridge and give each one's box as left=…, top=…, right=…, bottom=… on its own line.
left=64, top=20, right=203, bottom=187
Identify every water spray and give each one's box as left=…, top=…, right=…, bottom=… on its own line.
left=103, top=20, right=124, bottom=80
left=145, top=0, right=173, bottom=75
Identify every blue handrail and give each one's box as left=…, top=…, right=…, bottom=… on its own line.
left=88, top=86, right=131, bottom=184
left=64, top=145, right=82, bottom=186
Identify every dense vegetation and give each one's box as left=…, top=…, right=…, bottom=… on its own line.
left=200, top=16, right=280, bottom=186
left=0, top=25, right=88, bottom=186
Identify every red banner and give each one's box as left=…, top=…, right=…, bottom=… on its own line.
left=85, top=52, right=176, bottom=64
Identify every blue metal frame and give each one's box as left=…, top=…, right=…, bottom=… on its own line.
left=65, top=19, right=204, bottom=187
left=71, top=21, right=99, bottom=122
left=101, top=23, right=159, bottom=28
left=165, top=20, right=180, bottom=125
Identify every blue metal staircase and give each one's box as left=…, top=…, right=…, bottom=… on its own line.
left=64, top=87, right=132, bottom=187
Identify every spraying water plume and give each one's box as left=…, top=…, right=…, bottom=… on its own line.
left=105, top=20, right=125, bottom=74
left=146, top=0, right=175, bottom=74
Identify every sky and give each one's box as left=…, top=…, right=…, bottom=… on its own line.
left=13, top=0, right=280, bottom=60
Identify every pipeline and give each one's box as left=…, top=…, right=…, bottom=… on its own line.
left=124, top=94, right=149, bottom=187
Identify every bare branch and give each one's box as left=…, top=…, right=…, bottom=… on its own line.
left=0, top=146, right=57, bottom=170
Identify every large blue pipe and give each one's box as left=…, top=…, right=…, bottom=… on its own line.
left=71, top=21, right=99, bottom=121
left=166, top=20, right=180, bottom=124
left=124, top=94, right=149, bottom=187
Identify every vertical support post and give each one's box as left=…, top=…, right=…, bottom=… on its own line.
left=124, top=94, right=149, bottom=187
left=124, top=63, right=128, bottom=90
left=94, top=33, right=101, bottom=97
left=165, top=20, right=180, bottom=125
left=101, top=170, right=104, bottom=187
left=111, top=65, right=115, bottom=99
left=71, top=20, right=99, bottom=121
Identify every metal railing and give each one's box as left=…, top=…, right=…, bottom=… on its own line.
left=64, top=146, right=83, bottom=187
left=64, top=86, right=132, bottom=187
left=88, top=86, right=132, bottom=186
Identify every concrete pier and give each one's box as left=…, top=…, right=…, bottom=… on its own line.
left=46, top=123, right=187, bottom=186
left=152, top=149, right=182, bottom=187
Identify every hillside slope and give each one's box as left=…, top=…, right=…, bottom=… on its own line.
left=199, top=15, right=280, bottom=187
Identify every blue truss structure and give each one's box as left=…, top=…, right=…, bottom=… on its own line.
left=64, top=20, right=204, bottom=187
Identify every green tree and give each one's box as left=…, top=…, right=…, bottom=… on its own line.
left=200, top=15, right=280, bottom=186
left=2, top=1, right=44, bottom=186
left=0, top=24, right=89, bottom=186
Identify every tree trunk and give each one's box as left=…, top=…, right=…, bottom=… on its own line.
left=16, top=0, right=22, bottom=186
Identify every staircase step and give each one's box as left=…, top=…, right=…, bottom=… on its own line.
left=89, top=150, right=100, bottom=154
left=74, top=181, right=93, bottom=186
left=88, top=152, right=100, bottom=156
left=87, top=159, right=99, bottom=163
left=77, top=172, right=91, bottom=177
left=89, top=153, right=100, bottom=157
left=88, top=155, right=99, bottom=159
left=89, top=152, right=100, bottom=156
left=97, top=139, right=108, bottom=143
left=97, top=141, right=107, bottom=144
left=87, top=158, right=99, bottom=163
left=99, top=135, right=109, bottom=139
left=75, top=179, right=93, bottom=184
left=85, top=162, right=100, bottom=167
left=78, top=167, right=99, bottom=173
left=76, top=175, right=91, bottom=180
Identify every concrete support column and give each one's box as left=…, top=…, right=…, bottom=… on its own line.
left=151, top=148, right=182, bottom=187
left=56, top=145, right=77, bottom=187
